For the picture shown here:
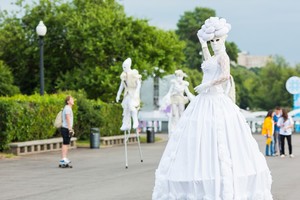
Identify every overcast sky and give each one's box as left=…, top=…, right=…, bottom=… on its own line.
left=1, top=0, right=300, bottom=65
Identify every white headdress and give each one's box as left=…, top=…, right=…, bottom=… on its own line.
left=174, top=69, right=187, bottom=77
left=122, top=58, right=132, bottom=69
left=197, top=17, right=231, bottom=42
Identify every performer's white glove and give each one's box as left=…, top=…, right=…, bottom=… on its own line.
left=194, top=82, right=211, bottom=94
left=116, top=95, right=120, bottom=103
left=197, top=30, right=208, bottom=48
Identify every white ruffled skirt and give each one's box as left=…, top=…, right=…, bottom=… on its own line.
left=152, top=92, right=272, bottom=200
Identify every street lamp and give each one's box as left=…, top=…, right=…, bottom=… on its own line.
left=36, top=21, right=47, bottom=95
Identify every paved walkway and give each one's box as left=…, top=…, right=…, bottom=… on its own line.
left=0, top=133, right=300, bottom=200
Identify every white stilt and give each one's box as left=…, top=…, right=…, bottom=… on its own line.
left=124, top=130, right=129, bottom=169
left=136, top=129, right=143, bottom=163
left=124, top=129, right=143, bottom=169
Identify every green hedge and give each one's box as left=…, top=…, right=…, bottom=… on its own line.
left=0, top=92, right=123, bottom=151
left=0, top=94, right=70, bottom=150
left=71, top=91, right=123, bottom=140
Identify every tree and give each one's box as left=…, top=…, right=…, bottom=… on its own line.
left=0, top=0, right=185, bottom=101
left=231, top=65, right=259, bottom=109
left=0, top=60, right=20, bottom=96
left=176, top=7, right=239, bottom=69
left=250, top=57, right=298, bottom=110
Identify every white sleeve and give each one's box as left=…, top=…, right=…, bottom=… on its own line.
left=65, top=106, right=72, bottom=115
left=211, top=53, right=230, bottom=86
left=277, top=118, right=282, bottom=127
left=289, top=117, right=294, bottom=125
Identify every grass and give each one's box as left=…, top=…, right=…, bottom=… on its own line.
left=76, top=140, right=90, bottom=148
left=0, top=153, right=16, bottom=159
left=139, top=136, right=162, bottom=143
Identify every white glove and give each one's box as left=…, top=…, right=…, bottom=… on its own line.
left=194, top=82, right=211, bottom=94
left=116, top=96, right=120, bottom=103
left=197, top=30, right=207, bottom=48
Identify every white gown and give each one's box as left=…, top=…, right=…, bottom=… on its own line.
left=152, top=53, right=272, bottom=200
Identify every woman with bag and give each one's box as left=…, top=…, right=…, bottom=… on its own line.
left=262, top=110, right=275, bottom=156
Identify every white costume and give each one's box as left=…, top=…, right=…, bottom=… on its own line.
left=152, top=17, right=272, bottom=200
left=116, top=58, right=142, bottom=131
left=160, top=70, right=194, bottom=136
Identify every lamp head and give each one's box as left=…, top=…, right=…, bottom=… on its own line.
left=36, top=21, right=47, bottom=36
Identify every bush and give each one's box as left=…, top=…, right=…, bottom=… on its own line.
left=0, top=91, right=124, bottom=150
left=65, top=91, right=123, bottom=139
left=98, top=101, right=123, bottom=137
left=0, top=93, right=71, bottom=150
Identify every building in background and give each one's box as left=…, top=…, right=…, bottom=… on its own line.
left=237, top=51, right=272, bottom=68
left=139, top=74, right=174, bottom=132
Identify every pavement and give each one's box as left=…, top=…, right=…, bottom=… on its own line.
left=0, top=133, right=300, bottom=200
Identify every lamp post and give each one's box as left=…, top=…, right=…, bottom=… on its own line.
left=36, top=21, right=47, bottom=95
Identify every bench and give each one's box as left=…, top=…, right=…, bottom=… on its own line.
left=8, top=137, right=77, bottom=156
left=100, top=134, right=139, bottom=147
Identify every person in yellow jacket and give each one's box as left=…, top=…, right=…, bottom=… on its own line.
left=262, top=110, right=275, bottom=156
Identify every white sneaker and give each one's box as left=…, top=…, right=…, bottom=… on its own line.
left=280, top=154, right=285, bottom=158
left=63, top=158, right=71, bottom=164
left=289, top=154, right=295, bottom=158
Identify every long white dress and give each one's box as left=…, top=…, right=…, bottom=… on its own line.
left=152, top=52, right=273, bottom=200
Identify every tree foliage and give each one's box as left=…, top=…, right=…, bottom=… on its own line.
left=231, top=56, right=300, bottom=110
left=250, top=57, right=298, bottom=110
left=0, top=1, right=299, bottom=111
left=0, top=60, right=20, bottom=96
left=0, top=0, right=185, bottom=101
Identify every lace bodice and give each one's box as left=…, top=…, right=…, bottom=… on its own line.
left=201, top=52, right=230, bottom=93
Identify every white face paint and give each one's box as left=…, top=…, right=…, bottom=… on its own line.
left=176, top=75, right=183, bottom=82
left=210, top=35, right=226, bottom=53
left=122, top=64, right=130, bottom=72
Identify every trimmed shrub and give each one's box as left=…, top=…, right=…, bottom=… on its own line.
left=0, top=91, right=124, bottom=150
left=0, top=93, right=72, bottom=150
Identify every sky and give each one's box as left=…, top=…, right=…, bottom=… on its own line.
left=1, top=0, right=300, bottom=65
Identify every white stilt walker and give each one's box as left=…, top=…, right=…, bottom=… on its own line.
left=116, top=58, right=143, bottom=168
left=159, top=70, right=195, bottom=137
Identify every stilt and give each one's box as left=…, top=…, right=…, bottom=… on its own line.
left=124, top=130, right=129, bottom=169
left=136, top=129, right=143, bottom=162
left=124, top=129, right=144, bottom=168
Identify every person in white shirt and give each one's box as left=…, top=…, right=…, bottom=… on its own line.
left=277, top=108, right=294, bottom=158
left=60, top=95, right=75, bottom=164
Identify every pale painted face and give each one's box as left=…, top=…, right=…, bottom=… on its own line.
left=176, top=75, right=183, bottom=82
left=210, top=36, right=226, bottom=53
left=122, top=64, right=130, bottom=72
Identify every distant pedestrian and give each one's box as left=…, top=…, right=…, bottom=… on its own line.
left=273, top=106, right=282, bottom=155
left=278, top=108, right=294, bottom=158
left=262, top=110, right=275, bottom=156
left=59, top=95, right=75, bottom=165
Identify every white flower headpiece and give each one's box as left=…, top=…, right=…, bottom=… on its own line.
left=197, top=17, right=231, bottom=42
